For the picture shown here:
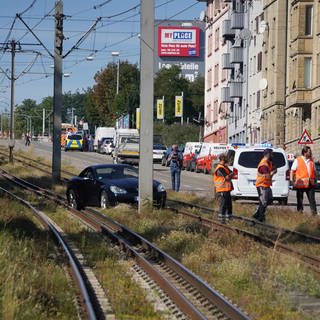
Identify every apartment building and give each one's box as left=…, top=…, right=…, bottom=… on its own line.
left=285, top=0, right=320, bottom=159
left=200, top=0, right=229, bottom=143
left=247, top=0, right=264, bottom=144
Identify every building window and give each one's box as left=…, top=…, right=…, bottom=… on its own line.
left=213, top=100, right=218, bottom=123
left=214, top=64, right=219, bottom=87
left=208, top=33, right=213, bottom=56
left=215, top=28, right=220, bottom=51
left=257, top=52, right=262, bottom=72
left=304, top=57, right=312, bottom=88
left=207, top=68, right=212, bottom=90
left=305, top=5, right=313, bottom=36
left=257, top=90, right=260, bottom=109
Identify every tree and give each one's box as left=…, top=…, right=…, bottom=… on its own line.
left=91, top=61, right=140, bottom=127
left=154, top=65, right=201, bottom=124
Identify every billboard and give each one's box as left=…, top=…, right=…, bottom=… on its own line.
left=158, top=26, right=200, bottom=57
left=154, top=20, right=205, bottom=82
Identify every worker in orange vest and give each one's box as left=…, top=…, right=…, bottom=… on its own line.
left=253, top=148, right=277, bottom=222
left=290, top=146, right=318, bottom=215
left=213, top=153, right=234, bottom=223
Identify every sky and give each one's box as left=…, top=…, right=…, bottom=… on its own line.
left=0, top=0, right=205, bottom=109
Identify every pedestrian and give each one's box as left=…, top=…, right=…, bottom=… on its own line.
left=25, top=132, right=31, bottom=146
left=252, top=148, right=277, bottom=222
left=290, top=146, right=318, bottom=215
left=167, top=144, right=183, bottom=192
left=88, top=135, right=94, bottom=152
left=213, top=153, right=234, bottom=223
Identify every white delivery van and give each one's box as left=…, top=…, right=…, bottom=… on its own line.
left=94, top=127, right=116, bottom=152
left=113, top=128, right=140, bottom=164
left=226, top=145, right=290, bottom=205
left=182, top=142, right=202, bottom=170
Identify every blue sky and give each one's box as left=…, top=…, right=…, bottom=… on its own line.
left=0, top=0, right=205, bottom=108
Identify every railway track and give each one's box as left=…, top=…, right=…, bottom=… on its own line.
left=166, top=199, right=320, bottom=275
left=0, top=168, right=250, bottom=320
left=0, top=186, right=104, bottom=320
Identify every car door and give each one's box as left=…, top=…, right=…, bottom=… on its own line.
left=80, top=168, right=101, bottom=206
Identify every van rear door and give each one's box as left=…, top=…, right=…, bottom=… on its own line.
left=236, top=150, right=264, bottom=195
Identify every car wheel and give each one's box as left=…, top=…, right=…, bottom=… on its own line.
left=100, top=191, right=110, bottom=209
left=67, top=189, right=82, bottom=210
left=64, top=148, right=68, bottom=152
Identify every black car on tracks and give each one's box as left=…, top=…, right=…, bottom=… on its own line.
left=66, top=164, right=167, bottom=209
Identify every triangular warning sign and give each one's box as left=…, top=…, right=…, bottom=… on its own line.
left=298, top=129, right=313, bottom=144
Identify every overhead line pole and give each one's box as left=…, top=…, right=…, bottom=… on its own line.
left=52, top=0, right=63, bottom=182
left=139, top=0, right=154, bottom=212
left=9, top=40, right=16, bottom=163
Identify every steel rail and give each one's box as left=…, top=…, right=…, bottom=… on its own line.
left=167, top=198, right=320, bottom=244
left=0, top=186, right=99, bottom=320
left=0, top=168, right=251, bottom=320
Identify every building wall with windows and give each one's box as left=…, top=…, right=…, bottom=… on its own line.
left=202, top=0, right=229, bottom=143
left=247, top=0, right=264, bottom=144
left=261, top=0, right=287, bottom=147
left=285, top=0, right=320, bottom=159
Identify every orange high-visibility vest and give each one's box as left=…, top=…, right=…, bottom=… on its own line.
left=256, top=158, right=273, bottom=188
left=294, top=157, right=315, bottom=188
left=213, top=163, right=233, bottom=192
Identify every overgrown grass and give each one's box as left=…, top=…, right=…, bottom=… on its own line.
left=103, top=206, right=320, bottom=319
left=0, top=197, right=78, bottom=319
left=43, top=206, right=164, bottom=319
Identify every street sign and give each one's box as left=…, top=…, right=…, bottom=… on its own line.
left=298, top=129, right=313, bottom=144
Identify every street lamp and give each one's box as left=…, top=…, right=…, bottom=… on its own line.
left=112, top=51, right=120, bottom=95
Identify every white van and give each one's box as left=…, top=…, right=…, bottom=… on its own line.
left=94, top=127, right=116, bottom=152
left=226, top=146, right=290, bottom=205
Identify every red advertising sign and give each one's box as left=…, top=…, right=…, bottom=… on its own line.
left=158, top=26, right=200, bottom=57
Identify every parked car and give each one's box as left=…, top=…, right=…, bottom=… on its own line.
left=100, top=137, right=114, bottom=154
left=226, top=145, right=290, bottom=205
left=153, top=144, right=166, bottom=162
left=64, top=134, right=83, bottom=152
left=66, top=164, right=166, bottom=209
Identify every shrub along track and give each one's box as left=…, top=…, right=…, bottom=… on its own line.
left=0, top=168, right=250, bottom=320
left=166, top=199, right=320, bottom=275
left=0, top=185, right=104, bottom=320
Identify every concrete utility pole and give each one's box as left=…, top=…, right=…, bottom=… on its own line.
left=42, top=108, right=45, bottom=136
left=139, top=0, right=154, bottom=212
left=9, top=40, right=16, bottom=163
left=52, top=0, right=63, bottom=182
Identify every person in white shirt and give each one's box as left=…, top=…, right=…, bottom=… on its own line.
left=290, top=146, right=317, bottom=215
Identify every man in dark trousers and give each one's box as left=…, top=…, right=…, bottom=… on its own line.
left=167, top=144, right=183, bottom=192
left=290, top=146, right=318, bottom=215
left=213, top=153, right=234, bottom=223
left=253, top=148, right=277, bottom=222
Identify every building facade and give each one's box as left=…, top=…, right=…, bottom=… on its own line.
left=202, top=0, right=229, bottom=143
left=285, top=0, right=320, bottom=159
left=247, top=0, right=264, bottom=144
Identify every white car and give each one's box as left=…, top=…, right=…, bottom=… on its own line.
left=153, top=144, right=167, bottom=162
left=226, top=145, right=290, bottom=205
left=102, top=139, right=114, bottom=155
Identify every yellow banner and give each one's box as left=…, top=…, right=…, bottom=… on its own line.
left=157, top=99, right=164, bottom=120
left=136, top=108, right=140, bottom=129
left=175, top=96, right=183, bottom=117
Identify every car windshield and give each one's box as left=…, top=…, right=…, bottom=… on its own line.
left=153, top=144, right=166, bottom=150
left=120, top=137, right=139, bottom=144
left=238, top=151, right=286, bottom=168
left=95, top=166, right=138, bottom=180
left=68, top=134, right=82, bottom=140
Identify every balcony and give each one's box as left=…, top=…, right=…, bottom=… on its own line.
left=230, top=46, right=243, bottom=64
left=229, top=82, right=243, bottom=98
left=222, top=19, right=235, bottom=40
left=231, top=12, right=244, bottom=29
left=221, top=87, right=233, bottom=103
left=222, top=53, right=233, bottom=69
